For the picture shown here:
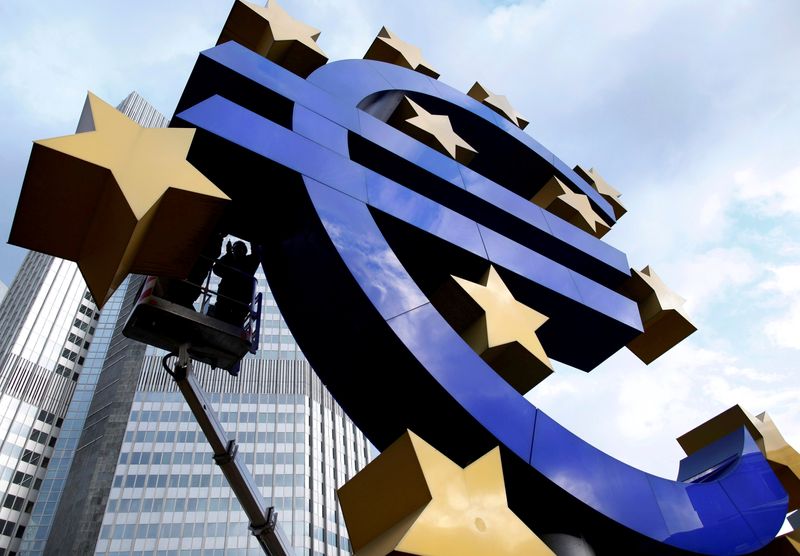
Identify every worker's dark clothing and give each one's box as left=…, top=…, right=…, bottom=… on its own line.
left=212, top=250, right=260, bottom=326
left=167, top=232, right=224, bottom=309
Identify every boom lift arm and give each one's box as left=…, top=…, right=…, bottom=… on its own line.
left=164, top=345, right=292, bottom=556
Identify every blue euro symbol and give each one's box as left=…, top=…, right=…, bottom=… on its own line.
left=174, top=42, right=787, bottom=554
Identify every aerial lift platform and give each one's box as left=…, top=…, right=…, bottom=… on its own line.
left=123, top=270, right=292, bottom=556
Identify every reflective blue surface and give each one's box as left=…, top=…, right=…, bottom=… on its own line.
left=356, top=110, right=467, bottom=190
left=306, top=177, right=427, bottom=320
left=388, top=302, right=537, bottom=462
left=173, top=43, right=789, bottom=554
left=366, top=171, right=487, bottom=260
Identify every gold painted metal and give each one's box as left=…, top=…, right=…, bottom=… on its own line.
left=8, top=93, right=230, bottom=308
left=531, top=176, right=610, bottom=238
left=678, top=405, right=800, bottom=512
left=619, top=266, right=696, bottom=364
left=217, top=0, right=327, bottom=77
left=574, top=165, right=626, bottom=219
left=450, top=266, right=553, bottom=393
left=467, top=82, right=529, bottom=129
left=338, top=430, right=555, bottom=556
left=392, top=96, right=477, bottom=165
left=363, top=27, right=440, bottom=79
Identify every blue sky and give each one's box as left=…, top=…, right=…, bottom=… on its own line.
left=1, top=0, right=798, bottom=479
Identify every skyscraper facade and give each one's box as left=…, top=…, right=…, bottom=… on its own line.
left=0, top=251, right=99, bottom=556
left=17, top=95, right=371, bottom=556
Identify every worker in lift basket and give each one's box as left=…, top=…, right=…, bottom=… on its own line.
left=211, top=240, right=261, bottom=326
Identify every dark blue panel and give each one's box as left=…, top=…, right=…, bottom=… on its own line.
left=368, top=59, right=441, bottom=98
left=540, top=211, right=629, bottom=274
left=357, top=110, right=466, bottom=189
left=678, top=428, right=748, bottom=482
left=530, top=411, right=670, bottom=541
left=366, top=171, right=487, bottom=259
left=309, top=58, right=394, bottom=101
left=478, top=225, right=582, bottom=303
left=461, top=165, right=630, bottom=276
left=460, top=164, right=550, bottom=229
left=292, top=105, right=350, bottom=157
left=649, top=475, right=758, bottom=554
left=178, top=95, right=367, bottom=202
left=569, top=270, right=643, bottom=332
left=719, top=432, right=789, bottom=547
left=305, top=177, right=427, bottom=320
left=203, top=42, right=360, bottom=131
left=387, top=302, right=537, bottom=462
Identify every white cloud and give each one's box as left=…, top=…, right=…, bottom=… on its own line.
left=764, top=303, right=800, bottom=350
left=757, top=265, right=800, bottom=349
left=668, top=247, right=761, bottom=318
left=735, top=165, right=800, bottom=217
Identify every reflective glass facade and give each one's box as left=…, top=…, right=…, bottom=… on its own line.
left=20, top=277, right=135, bottom=553
left=0, top=252, right=99, bottom=556
left=95, top=359, right=370, bottom=556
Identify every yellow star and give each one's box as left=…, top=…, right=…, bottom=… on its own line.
left=393, top=96, right=477, bottom=165
left=467, top=82, right=529, bottom=129
left=338, top=430, right=555, bottom=556
left=754, top=412, right=800, bottom=511
left=9, top=92, right=230, bottom=307
left=217, top=0, right=327, bottom=77
left=531, top=176, right=610, bottom=238
left=620, top=266, right=697, bottom=364
left=364, top=27, right=440, bottom=79
left=574, top=165, right=626, bottom=219
left=452, top=266, right=552, bottom=393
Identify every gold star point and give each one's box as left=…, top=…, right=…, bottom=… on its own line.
left=622, top=265, right=697, bottom=364
left=364, top=26, right=440, bottom=79
left=531, top=177, right=610, bottom=237
left=557, top=188, right=610, bottom=236
left=339, top=430, right=555, bottom=556
left=635, top=266, right=687, bottom=313
left=574, top=165, right=626, bottom=219
left=467, top=82, right=529, bottom=129
left=218, top=0, right=327, bottom=77
left=9, top=92, right=229, bottom=307
left=397, top=96, right=477, bottom=164
left=452, top=266, right=552, bottom=392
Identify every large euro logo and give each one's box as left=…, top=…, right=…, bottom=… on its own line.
left=9, top=2, right=798, bottom=554
left=169, top=42, right=786, bottom=556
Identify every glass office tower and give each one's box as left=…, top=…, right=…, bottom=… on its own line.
left=95, top=354, right=370, bottom=556
left=0, top=253, right=99, bottom=556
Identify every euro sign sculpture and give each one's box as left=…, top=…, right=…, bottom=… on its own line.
left=9, top=2, right=795, bottom=554
left=169, top=41, right=786, bottom=555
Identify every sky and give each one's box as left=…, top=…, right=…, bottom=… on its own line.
left=0, top=0, right=798, bottom=480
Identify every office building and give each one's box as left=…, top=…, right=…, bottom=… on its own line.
left=0, top=252, right=99, bottom=556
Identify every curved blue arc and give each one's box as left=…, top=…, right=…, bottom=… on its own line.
left=302, top=173, right=786, bottom=555
left=174, top=44, right=788, bottom=554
